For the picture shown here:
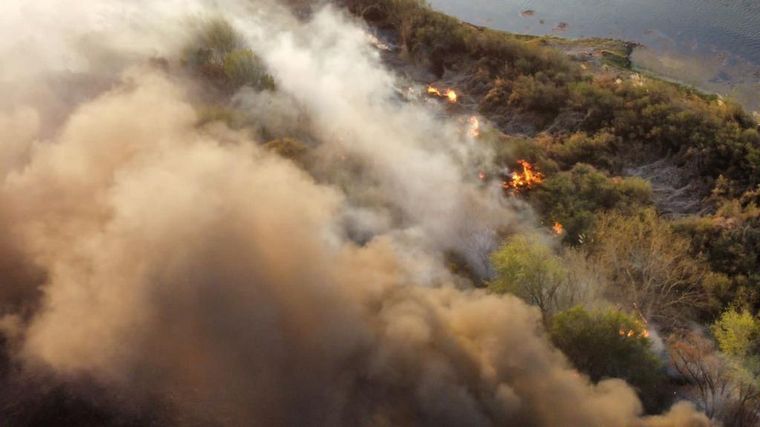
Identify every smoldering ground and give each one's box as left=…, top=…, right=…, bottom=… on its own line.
left=0, top=0, right=709, bottom=426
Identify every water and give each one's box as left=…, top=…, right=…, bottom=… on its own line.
left=429, top=0, right=760, bottom=112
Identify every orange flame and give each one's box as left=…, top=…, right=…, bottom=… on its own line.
left=427, top=86, right=442, bottom=97
left=467, top=116, right=480, bottom=138
left=552, top=222, right=564, bottom=235
left=618, top=326, right=650, bottom=339
left=427, top=85, right=458, bottom=103
left=503, top=160, right=544, bottom=191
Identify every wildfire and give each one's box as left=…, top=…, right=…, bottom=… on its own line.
left=467, top=116, right=480, bottom=138
left=619, top=328, right=650, bottom=339
left=502, top=160, right=544, bottom=191
left=427, top=85, right=458, bottom=103
left=552, top=222, right=564, bottom=236
left=478, top=170, right=487, bottom=182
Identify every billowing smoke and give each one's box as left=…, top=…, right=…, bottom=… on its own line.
left=0, top=1, right=709, bottom=425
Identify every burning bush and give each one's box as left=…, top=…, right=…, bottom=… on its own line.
left=502, top=160, right=544, bottom=192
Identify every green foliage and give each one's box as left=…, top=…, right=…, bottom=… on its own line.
left=223, top=49, right=276, bottom=90
left=349, top=0, right=579, bottom=120
left=676, top=193, right=760, bottom=311
left=568, top=78, right=760, bottom=193
left=529, top=164, right=652, bottom=244
left=712, top=308, right=760, bottom=359
left=184, top=18, right=275, bottom=92
left=550, top=307, right=664, bottom=409
left=508, top=72, right=568, bottom=114
left=489, top=234, right=566, bottom=319
left=547, top=131, right=619, bottom=171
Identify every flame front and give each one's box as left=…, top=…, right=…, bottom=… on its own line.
left=503, top=160, right=544, bottom=191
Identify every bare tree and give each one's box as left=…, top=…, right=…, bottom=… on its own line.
left=670, top=332, right=732, bottom=419
left=590, top=210, right=707, bottom=327
left=669, top=332, right=760, bottom=426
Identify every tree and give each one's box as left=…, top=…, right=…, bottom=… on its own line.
left=669, top=331, right=733, bottom=420
left=712, top=309, right=760, bottom=359
left=588, top=209, right=708, bottom=327
left=183, top=19, right=275, bottom=91
left=669, top=331, right=760, bottom=426
left=550, top=306, right=664, bottom=410
left=489, top=235, right=566, bottom=321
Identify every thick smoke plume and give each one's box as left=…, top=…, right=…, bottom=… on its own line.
left=0, top=0, right=709, bottom=425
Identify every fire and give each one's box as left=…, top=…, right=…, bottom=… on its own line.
left=478, top=170, right=487, bottom=182
left=427, top=86, right=442, bottom=97
left=502, top=160, right=544, bottom=191
left=467, top=116, right=480, bottom=138
left=619, top=329, right=636, bottom=338
left=427, top=85, right=458, bottom=103
left=446, top=89, right=458, bottom=103
left=552, top=222, right=564, bottom=235
left=619, top=329, right=650, bottom=338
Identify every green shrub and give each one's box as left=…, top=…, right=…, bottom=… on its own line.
left=550, top=307, right=665, bottom=411
left=184, top=18, right=275, bottom=92
left=529, top=164, right=652, bottom=244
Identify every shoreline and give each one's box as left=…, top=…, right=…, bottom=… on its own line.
left=432, top=13, right=759, bottom=115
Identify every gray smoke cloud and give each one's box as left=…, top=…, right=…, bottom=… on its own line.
left=0, top=0, right=710, bottom=426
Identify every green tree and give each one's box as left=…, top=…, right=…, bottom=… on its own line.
left=550, top=306, right=664, bottom=410
left=184, top=18, right=275, bottom=91
left=489, top=235, right=566, bottom=320
left=712, top=308, right=760, bottom=359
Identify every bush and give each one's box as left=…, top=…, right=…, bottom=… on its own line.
left=184, top=18, right=275, bottom=92
left=529, top=164, right=652, bottom=244
left=550, top=306, right=665, bottom=411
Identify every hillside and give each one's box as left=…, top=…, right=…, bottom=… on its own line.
left=0, top=0, right=758, bottom=425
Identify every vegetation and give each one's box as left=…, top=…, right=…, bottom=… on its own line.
left=183, top=19, right=275, bottom=92
left=529, top=164, right=652, bottom=244
left=488, top=235, right=567, bottom=321
left=550, top=307, right=665, bottom=410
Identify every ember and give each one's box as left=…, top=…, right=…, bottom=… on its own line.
left=503, top=160, right=544, bottom=191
